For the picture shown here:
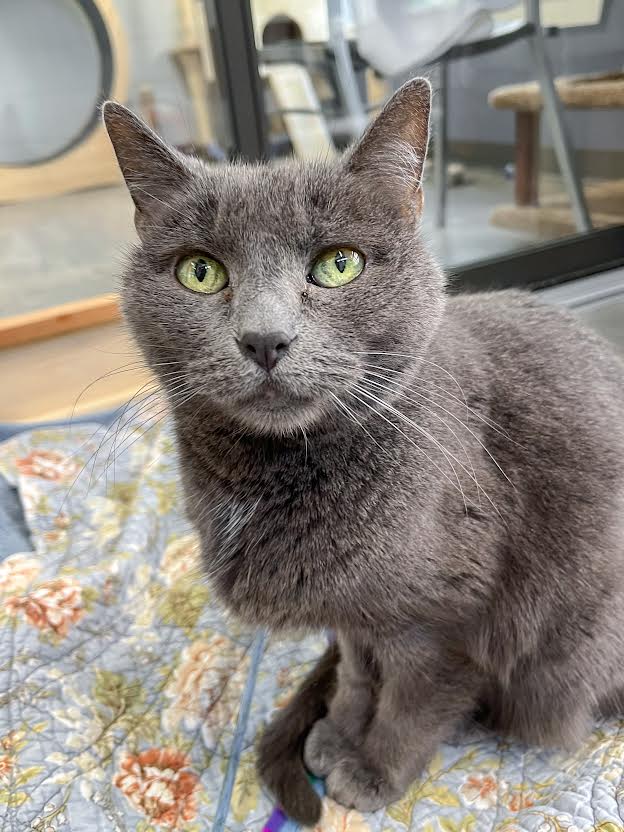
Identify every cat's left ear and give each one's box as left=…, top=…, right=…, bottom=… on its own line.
left=102, top=101, right=192, bottom=237
left=346, top=77, right=431, bottom=216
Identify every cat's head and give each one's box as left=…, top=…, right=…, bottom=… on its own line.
left=103, top=79, right=445, bottom=436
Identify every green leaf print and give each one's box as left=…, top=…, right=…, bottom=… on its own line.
left=81, top=586, right=99, bottom=611
left=230, top=752, right=260, bottom=822
left=93, top=670, right=144, bottom=712
left=151, top=480, right=178, bottom=515
left=388, top=749, right=478, bottom=826
left=157, top=579, right=210, bottom=632
left=108, top=481, right=139, bottom=521
left=387, top=782, right=421, bottom=826
left=136, top=822, right=158, bottom=832
left=437, top=815, right=476, bottom=832
left=420, top=784, right=461, bottom=808
left=0, top=789, right=28, bottom=807
left=14, top=765, right=44, bottom=786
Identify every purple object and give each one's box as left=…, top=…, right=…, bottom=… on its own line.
left=262, top=805, right=288, bottom=832
left=262, top=777, right=325, bottom=831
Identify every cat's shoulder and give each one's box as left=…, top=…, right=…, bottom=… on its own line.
left=444, top=288, right=623, bottom=381
left=447, top=288, right=585, bottom=336
left=449, top=288, right=552, bottom=315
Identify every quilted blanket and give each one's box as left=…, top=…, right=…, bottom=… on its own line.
left=1, top=419, right=624, bottom=832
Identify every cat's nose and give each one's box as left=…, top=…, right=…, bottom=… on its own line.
left=238, top=331, right=294, bottom=371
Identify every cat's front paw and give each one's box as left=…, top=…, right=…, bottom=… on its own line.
left=326, top=759, right=402, bottom=812
left=304, top=717, right=354, bottom=778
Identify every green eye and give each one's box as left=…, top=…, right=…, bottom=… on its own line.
left=175, top=254, right=228, bottom=294
left=309, top=247, right=364, bottom=288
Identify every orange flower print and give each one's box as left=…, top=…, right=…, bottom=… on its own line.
left=5, top=578, right=85, bottom=638
left=508, top=791, right=535, bottom=812
left=460, top=773, right=505, bottom=810
left=54, top=513, right=71, bottom=529
left=45, top=513, right=72, bottom=543
left=0, top=730, right=22, bottom=785
left=16, top=450, right=79, bottom=481
left=0, top=754, right=14, bottom=783
left=114, top=748, right=200, bottom=829
left=0, top=553, right=41, bottom=596
left=0, top=731, right=21, bottom=752
left=160, top=535, right=201, bottom=584
left=162, top=636, right=248, bottom=744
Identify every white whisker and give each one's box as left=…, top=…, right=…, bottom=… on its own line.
left=346, top=387, right=468, bottom=510
left=328, top=391, right=388, bottom=457
left=361, top=370, right=515, bottom=491
left=300, top=425, right=309, bottom=466
left=356, top=351, right=469, bottom=406
left=359, top=375, right=480, bottom=502
left=351, top=383, right=505, bottom=521
left=361, top=361, right=518, bottom=445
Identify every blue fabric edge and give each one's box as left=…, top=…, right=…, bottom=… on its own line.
left=0, top=407, right=120, bottom=442
left=212, top=630, right=268, bottom=831
left=0, top=409, right=120, bottom=560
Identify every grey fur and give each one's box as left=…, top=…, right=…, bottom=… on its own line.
left=103, top=78, right=624, bottom=822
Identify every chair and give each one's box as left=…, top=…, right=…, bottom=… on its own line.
left=343, top=0, right=592, bottom=232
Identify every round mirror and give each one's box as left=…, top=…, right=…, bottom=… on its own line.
left=0, top=0, right=110, bottom=166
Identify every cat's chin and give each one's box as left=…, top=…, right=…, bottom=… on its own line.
left=231, top=395, right=327, bottom=436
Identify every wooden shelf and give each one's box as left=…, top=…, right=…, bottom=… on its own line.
left=0, top=294, right=122, bottom=349
left=0, top=320, right=152, bottom=424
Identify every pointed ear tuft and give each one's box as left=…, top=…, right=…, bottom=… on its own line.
left=346, top=78, right=431, bottom=215
left=102, top=101, right=191, bottom=235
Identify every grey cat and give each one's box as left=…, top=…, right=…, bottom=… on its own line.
left=103, top=78, right=624, bottom=826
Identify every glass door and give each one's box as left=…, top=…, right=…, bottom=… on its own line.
left=217, top=0, right=624, bottom=289
left=1, top=0, right=622, bottom=420
left=0, top=0, right=235, bottom=421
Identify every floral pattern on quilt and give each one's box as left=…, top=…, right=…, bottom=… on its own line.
left=2, top=420, right=624, bottom=831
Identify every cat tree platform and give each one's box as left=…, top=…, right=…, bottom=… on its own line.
left=488, top=71, right=624, bottom=235
left=491, top=178, right=624, bottom=239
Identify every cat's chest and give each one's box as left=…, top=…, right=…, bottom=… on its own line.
left=206, top=475, right=368, bottom=572
left=179, top=426, right=458, bottom=630
left=194, top=460, right=406, bottom=629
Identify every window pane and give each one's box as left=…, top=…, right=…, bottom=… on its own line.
left=250, top=0, right=624, bottom=270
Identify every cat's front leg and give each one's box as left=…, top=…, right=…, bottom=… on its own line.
left=329, top=635, right=379, bottom=744
left=304, top=635, right=378, bottom=777
left=326, top=651, right=480, bottom=812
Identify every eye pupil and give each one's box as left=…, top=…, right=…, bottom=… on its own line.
left=194, top=260, right=207, bottom=282
left=335, top=251, right=347, bottom=273
left=309, top=247, right=364, bottom=288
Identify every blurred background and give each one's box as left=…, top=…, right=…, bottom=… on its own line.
left=1, top=0, right=623, bottom=423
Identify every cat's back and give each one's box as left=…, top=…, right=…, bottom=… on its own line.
left=441, top=288, right=624, bottom=530
left=445, top=289, right=624, bottom=408
left=441, top=290, right=624, bottom=683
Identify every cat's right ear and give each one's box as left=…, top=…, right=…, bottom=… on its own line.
left=102, top=101, right=191, bottom=237
left=345, top=77, right=431, bottom=218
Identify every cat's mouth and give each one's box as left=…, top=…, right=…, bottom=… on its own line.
left=242, top=378, right=315, bottom=409
left=233, top=378, right=324, bottom=432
